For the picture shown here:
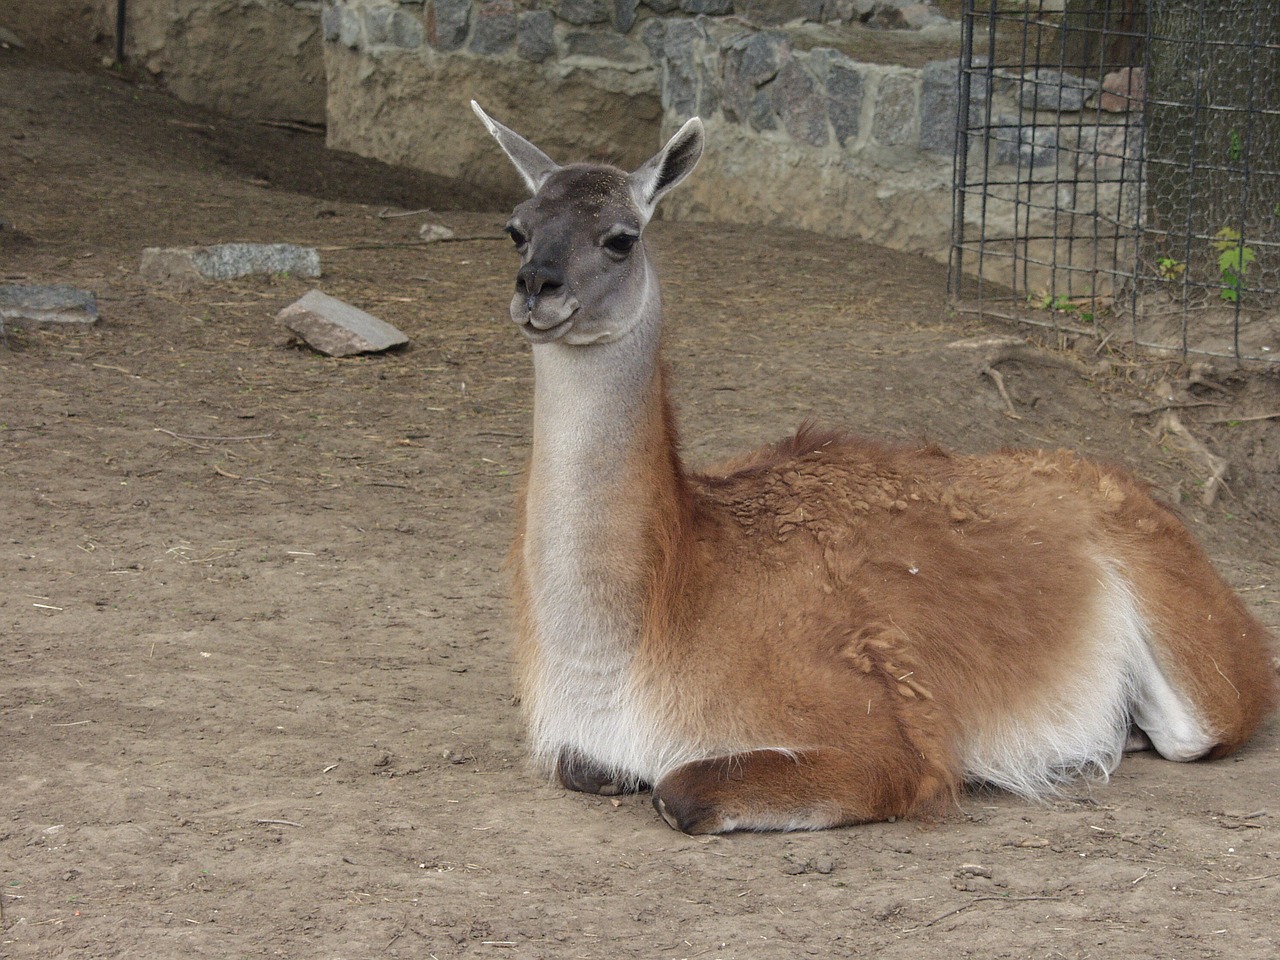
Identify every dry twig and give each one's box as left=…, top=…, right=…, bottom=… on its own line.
left=156, top=428, right=273, bottom=442
left=1205, top=411, right=1280, bottom=424
left=905, top=895, right=1063, bottom=933
left=947, top=336, right=1096, bottom=419
left=1156, top=411, right=1230, bottom=507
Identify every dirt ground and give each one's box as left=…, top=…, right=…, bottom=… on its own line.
left=3, top=43, right=1279, bottom=960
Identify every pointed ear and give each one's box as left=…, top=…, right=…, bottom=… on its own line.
left=628, top=117, right=705, bottom=223
left=471, top=101, right=560, bottom=195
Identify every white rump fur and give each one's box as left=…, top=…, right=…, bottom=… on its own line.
left=962, top=559, right=1214, bottom=798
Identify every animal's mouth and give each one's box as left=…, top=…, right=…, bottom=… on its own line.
left=521, top=318, right=573, bottom=344
left=515, top=304, right=576, bottom=344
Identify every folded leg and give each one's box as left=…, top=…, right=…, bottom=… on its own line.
left=652, top=747, right=946, bottom=834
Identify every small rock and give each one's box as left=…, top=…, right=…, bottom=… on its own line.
left=517, top=10, right=555, bottom=62
left=955, top=863, right=993, bottom=879
left=0, top=25, right=26, bottom=49
left=0, top=284, right=99, bottom=329
left=781, top=851, right=837, bottom=875
left=1018, top=68, right=1098, bottom=112
left=140, top=243, right=321, bottom=286
left=886, top=2, right=947, bottom=30
left=811, top=854, right=836, bottom=875
left=419, top=222, right=456, bottom=242
left=278, top=289, right=409, bottom=357
left=1100, top=67, right=1145, bottom=112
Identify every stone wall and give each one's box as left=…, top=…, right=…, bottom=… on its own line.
left=649, top=17, right=965, bottom=253
left=11, top=0, right=1133, bottom=268
left=321, top=1, right=665, bottom=209
left=321, top=0, right=974, bottom=257
left=94, top=0, right=327, bottom=124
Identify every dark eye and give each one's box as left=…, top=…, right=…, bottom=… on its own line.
left=604, top=232, right=638, bottom=256
left=505, top=225, right=527, bottom=248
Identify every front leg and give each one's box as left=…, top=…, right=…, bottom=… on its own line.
left=652, top=748, right=945, bottom=834
left=556, top=749, right=647, bottom=797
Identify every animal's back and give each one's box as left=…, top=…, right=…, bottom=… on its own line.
left=669, top=430, right=1275, bottom=798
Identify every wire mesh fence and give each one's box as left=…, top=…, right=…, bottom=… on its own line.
left=948, top=1, right=1280, bottom=366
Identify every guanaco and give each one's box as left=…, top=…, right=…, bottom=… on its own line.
left=472, top=101, right=1276, bottom=834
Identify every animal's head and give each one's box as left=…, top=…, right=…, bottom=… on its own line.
left=472, top=101, right=704, bottom=346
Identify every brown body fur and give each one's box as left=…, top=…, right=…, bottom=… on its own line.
left=477, top=102, right=1277, bottom=834
left=512, top=385, right=1276, bottom=833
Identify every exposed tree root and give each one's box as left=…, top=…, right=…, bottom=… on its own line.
left=1155, top=410, right=1231, bottom=507
left=946, top=336, right=1100, bottom=420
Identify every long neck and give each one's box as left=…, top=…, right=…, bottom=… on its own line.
left=516, top=283, right=695, bottom=774
left=523, top=294, right=685, bottom=629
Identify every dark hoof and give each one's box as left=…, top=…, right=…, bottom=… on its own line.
left=556, top=749, right=644, bottom=796
left=651, top=766, right=729, bottom=834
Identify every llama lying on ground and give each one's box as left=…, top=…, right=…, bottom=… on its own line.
left=472, top=101, right=1277, bottom=834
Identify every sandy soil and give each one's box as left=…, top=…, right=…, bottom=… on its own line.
left=3, top=45, right=1279, bottom=960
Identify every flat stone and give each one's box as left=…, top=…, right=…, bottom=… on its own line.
left=557, top=0, right=612, bottom=25
left=1100, top=66, right=1144, bottom=112
left=813, top=49, right=863, bottom=146
left=719, top=32, right=781, bottom=128
left=993, top=118, right=1060, bottom=170
left=680, top=0, right=734, bottom=13
left=1018, top=68, right=1098, bottom=112
left=428, top=0, right=471, bottom=50
left=640, top=18, right=667, bottom=60
left=1087, top=122, right=1141, bottom=168
left=773, top=57, right=829, bottom=147
left=0, top=284, right=99, bottom=329
left=885, top=2, right=947, bottom=30
left=388, top=9, right=426, bottom=48
left=517, top=10, right=556, bottom=62
left=141, top=243, right=321, bottom=285
left=0, top=25, right=26, bottom=48
left=872, top=71, right=916, bottom=146
left=278, top=290, right=409, bottom=357
left=722, top=31, right=787, bottom=123
left=420, top=222, right=456, bottom=241
left=735, top=0, right=826, bottom=26
left=724, top=30, right=787, bottom=88
left=920, top=57, right=974, bottom=154
left=363, top=6, right=394, bottom=45
left=661, top=19, right=703, bottom=116
left=565, top=31, right=643, bottom=62
left=321, top=4, right=342, bottom=42
left=470, top=2, right=516, bottom=55
left=614, top=0, right=639, bottom=32
left=365, top=7, right=424, bottom=49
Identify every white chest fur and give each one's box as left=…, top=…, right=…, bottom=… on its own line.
left=519, top=339, right=696, bottom=785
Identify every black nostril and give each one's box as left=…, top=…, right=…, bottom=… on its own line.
left=517, top=263, right=564, bottom=299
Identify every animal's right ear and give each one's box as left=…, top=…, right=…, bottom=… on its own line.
left=628, top=117, right=705, bottom=224
left=471, top=101, right=560, bottom=196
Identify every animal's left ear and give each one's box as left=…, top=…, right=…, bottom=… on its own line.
left=628, top=117, right=705, bottom=224
left=471, top=101, right=560, bottom=195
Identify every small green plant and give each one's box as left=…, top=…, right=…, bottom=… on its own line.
left=1228, top=129, right=1243, bottom=163
left=1211, top=226, right=1256, bottom=303
left=1029, top=292, right=1096, bottom=323
left=1157, top=256, right=1186, bottom=281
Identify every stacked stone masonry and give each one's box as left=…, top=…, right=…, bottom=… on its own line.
left=86, top=0, right=1140, bottom=262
